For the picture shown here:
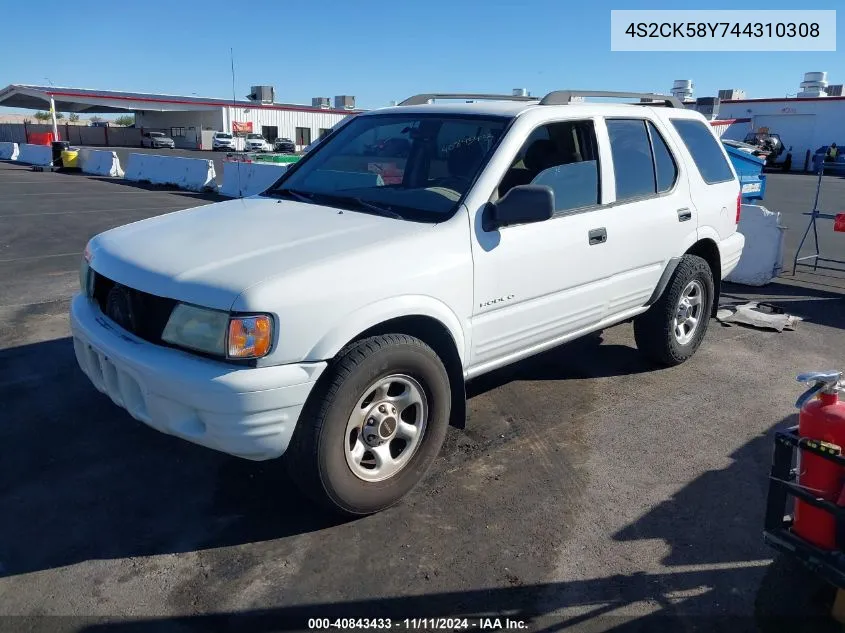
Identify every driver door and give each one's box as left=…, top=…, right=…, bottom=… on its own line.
left=469, top=118, right=615, bottom=369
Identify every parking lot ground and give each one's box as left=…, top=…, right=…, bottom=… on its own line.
left=2, top=162, right=845, bottom=632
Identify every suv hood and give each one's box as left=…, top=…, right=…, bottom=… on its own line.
left=88, top=197, right=427, bottom=310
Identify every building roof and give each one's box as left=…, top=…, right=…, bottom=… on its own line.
left=722, top=95, right=845, bottom=105
left=0, top=84, right=363, bottom=115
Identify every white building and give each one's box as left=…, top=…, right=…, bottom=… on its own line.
left=0, top=84, right=362, bottom=151
left=709, top=72, right=845, bottom=171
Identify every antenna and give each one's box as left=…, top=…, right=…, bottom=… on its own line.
left=230, top=48, right=243, bottom=198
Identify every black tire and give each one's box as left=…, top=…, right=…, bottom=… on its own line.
left=286, top=334, right=451, bottom=515
left=634, top=254, right=714, bottom=367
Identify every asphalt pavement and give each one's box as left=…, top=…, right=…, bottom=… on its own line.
left=1, top=162, right=845, bottom=632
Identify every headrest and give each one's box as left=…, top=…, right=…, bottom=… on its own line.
left=524, top=139, right=559, bottom=172
left=447, top=140, right=484, bottom=178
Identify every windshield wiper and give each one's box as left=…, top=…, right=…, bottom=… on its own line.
left=270, top=189, right=403, bottom=219
left=269, top=188, right=314, bottom=203
left=348, top=197, right=403, bottom=220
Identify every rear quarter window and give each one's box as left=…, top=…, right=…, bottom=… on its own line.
left=670, top=119, right=734, bottom=184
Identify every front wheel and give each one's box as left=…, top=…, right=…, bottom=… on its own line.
left=286, top=334, right=451, bottom=515
left=634, top=254, right=714, bottom=367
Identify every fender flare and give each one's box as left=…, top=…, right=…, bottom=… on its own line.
left=306, top=295, right=468, bottom=365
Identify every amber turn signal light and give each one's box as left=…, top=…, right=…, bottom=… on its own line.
left=228, top=315, right=272, bottom=359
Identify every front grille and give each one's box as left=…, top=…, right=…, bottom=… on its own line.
left=92, top=272, right=178, bottom=345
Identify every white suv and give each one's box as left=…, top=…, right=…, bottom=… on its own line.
left=71, top=90, right=744, bottom=515
left=245, top=133, right=270, bottom=152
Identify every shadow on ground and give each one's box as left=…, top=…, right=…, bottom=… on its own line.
left=3, top=334, right=830, bottom=633
left=0, top=331, right=654, bottom=580
left=83, top=176, right=225, bottom=202
left=39, top=417, right=821, bottom=633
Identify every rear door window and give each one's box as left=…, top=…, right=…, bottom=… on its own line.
left=670, top=118, right=734, bottom=184
left=647, top=122, right=678, bottom=192
left=606, top=119, right=654, bottom=201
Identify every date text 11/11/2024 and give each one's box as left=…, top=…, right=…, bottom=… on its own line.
left=307, top=618, right=529, bottom=630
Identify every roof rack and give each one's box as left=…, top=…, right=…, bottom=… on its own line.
left=399, top=90, right=684, bottom=109
left=398, top=93, right=538, bottom=106
left=539, top=90, right=683, bottom=108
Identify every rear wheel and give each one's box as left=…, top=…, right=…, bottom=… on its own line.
left=634, top=255, right=714, bottom=366
left=287, top=334, right=451, bottom=515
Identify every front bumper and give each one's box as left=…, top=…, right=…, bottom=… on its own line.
left=70, top=294, right=326, bottom=460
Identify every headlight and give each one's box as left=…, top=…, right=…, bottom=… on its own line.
left=162, top=305, right=273, bottom=359
left=79, top=242, right=92, bottom=296
left=162, top=304, right=229, bottom=355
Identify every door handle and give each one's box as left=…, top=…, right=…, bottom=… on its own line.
left=677, top=208, right=692, bottom=222
left=588, top=227, right=607, bottom=245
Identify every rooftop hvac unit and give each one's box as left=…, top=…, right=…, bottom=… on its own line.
left=334, top=95, right=356, bottom=110
left=826, top=84, right=844, bottom=96
left=718, top=88, right=746, bottom=101
left=798, top=71, right=828, bottom=97
left=695, top=97, right=721, bottom=120
left=312, top=97, right=330, bottom=109
left=246, top=85, right=275, bottom=103
left=671, top=79, right=694, bottom=101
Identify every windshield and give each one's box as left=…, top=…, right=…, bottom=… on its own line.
left=247, top=134, right=263, bottom=139
left=149, top=132, right=164, bottom=137
left=268, top=113, right=508, bottom=219
left=216, top=133, right=232, bottom=139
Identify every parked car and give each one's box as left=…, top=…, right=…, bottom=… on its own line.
left=141, top=132, right=175, bottom=149
left=71, top=89, right=744, bottom=516
left=273, top=137, right=296, bottom=153
left=245, top=133, right=270, bottom=152
left=212, top=132, right=236, bottom=152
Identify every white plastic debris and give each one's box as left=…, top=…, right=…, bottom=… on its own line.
left=716, top=302, right=802, bottom=332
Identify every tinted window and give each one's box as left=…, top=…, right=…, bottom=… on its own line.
left=671, top=118, right=734, bottom=184
left=648, top=122, right=677, bottom=192
left=607, top=119, right=654, bottom=201
left=498, top=120, right=599, bottom=213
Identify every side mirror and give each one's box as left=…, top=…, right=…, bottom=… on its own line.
left=483, top=185, right=554, bottom=231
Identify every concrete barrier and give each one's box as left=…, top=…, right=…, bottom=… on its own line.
left=124, top=153, right=217, bottom=192
left=17, top=143, right=53, bottom=166
left=220, top=161, right=288, bottom=198
left=0, top=142, right=19, bottom=161
left=78, top=148, right=124, bottom=177
left=725, top=204, right=786, bottom=286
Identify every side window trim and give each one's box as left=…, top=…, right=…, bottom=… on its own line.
left=645, top=120, right=679, bottom=193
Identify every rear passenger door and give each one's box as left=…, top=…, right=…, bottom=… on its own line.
left=667, top=117, right=739, bottom=244
left=598, top=116, right=698, bottom=316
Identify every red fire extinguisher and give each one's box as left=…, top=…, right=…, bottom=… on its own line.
left=793, top=371, right=845, bottom=549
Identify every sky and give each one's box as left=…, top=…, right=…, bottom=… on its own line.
left=2, top=0, right=844, bottom=113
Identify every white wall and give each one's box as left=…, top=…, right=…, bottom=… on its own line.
left=719, top=98, right=845, bottom=171
left=224, top=106, right=355, bottom=151
left=134, top=109, right=225, bottom=149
